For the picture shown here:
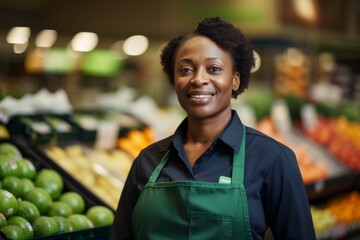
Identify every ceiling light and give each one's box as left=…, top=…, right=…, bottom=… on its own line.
left=7, top=27, right=31, bottom=44
left=292, top=0, right=317, bottom=23
left=251, top=50, right=261, bottom=73
left=123, top=35, right=149, bottom=56
left=35, top=29, right=57, bottom=48
left=13, top=42, right=28, bottom=54
left=71, top=32, right=98, bottom=52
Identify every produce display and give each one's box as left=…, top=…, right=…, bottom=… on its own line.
left=1, top=99, right=359, bottom=239
left=0, top=142, right=114, bottom=239
left=304, top=116, right=360, bottom=172
left=117, top=128, right=154, bottom=159
left=311, top=191, right=360, bottom=239
left=255, top=117, right=329, bottom=184
left=44, top=144, right=132, bottom=209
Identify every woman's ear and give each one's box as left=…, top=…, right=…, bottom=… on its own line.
left=232, top=72, right=240, bottom=91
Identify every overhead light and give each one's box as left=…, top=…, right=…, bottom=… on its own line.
left=35, top=29, right=57, bottom=48
left=292, top=0, right=317, bottom=24
left=251, top=50, right=261, bottom=73
left=13, top=42, right=28, bottom=54
left=7, top=26, right=31, bottom=44
left=123, top=35, right=149, bottom=56
left=71, top=32, right=98, bottom=52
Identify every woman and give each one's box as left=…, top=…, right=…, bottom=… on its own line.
left=110, top=17, right=316, bottom=240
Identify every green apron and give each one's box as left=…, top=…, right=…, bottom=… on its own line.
left=132, top=126, right=253, bottom=240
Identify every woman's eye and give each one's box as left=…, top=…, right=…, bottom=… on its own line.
left=179, top=67, right=193, bottom=74
left=208, top=66, right=221, bottom=72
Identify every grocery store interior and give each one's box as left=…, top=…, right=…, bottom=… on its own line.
left=0, top=0, right=359, bottom=239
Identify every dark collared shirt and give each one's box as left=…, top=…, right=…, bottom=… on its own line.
left=110, top=110, right=316, bottom=240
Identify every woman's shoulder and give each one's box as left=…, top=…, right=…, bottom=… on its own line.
left=244, top=126, right=298, bottom=177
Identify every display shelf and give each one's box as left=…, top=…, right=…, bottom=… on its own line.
left=317, top=222, right=360, bottom=240
left=306, top=173, right=359, bottom=203
left=0, top=137, right=113, bottom=239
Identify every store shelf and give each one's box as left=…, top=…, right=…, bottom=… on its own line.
left=0, top=137, right=113, bottom=239
left=306, top=173, right=359, bottom=203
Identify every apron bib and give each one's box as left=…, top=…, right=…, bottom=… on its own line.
left=132, top=126, right=252, bottom=240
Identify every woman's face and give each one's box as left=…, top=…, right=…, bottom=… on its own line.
left=174, top=35, right=240, bottom=120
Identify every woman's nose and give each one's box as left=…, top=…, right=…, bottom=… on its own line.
left=191, top=68, right=208, bottom=86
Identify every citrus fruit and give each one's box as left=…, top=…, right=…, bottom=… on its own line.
left=0, top=213, right=6, bottom=228
left=35, top=169, right=64, bottom=200
left=7, top=216, right=34, bottom=239
left=32, top=216, right=59, bottom=237
left=0, top=143, right=22, bottom=161
left=2, top=176, right=24, bottom=198
left=0, top=225, right=25, bottom=240
left=67, top=214, right=94, bottom=230
left=24, top=187, right=53, bottom=215
left=51, top=216, right=72, bottom=233
left=48, top=201, right=73, bottom=218
left=0, top=189, right=18, bottom=218
left=16, top=200, right=41, bottom=224
left=85, top=205, right=115, bottom=227
left=0, top=124, right=10, bottom=139
left=59, top=191, right=85, bottom=214
left=20, top=178, right=35, bottom=197
left=17, top=159, right=36, bottom=179
left=0, top=157, right=21, bottom=179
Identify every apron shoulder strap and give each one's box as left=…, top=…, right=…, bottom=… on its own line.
left=231, top=125, right=246, bottom=185
left=148, top=150, right=170, bottom=183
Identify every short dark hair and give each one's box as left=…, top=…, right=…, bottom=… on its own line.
left=160, top=17, right=255, bottom=98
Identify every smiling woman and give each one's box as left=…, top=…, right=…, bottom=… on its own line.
left=173, top=35, right=239, bottom=123
left=110, top=17, right=316, bottom=240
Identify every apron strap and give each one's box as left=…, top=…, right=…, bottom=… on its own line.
left=148, top=150, right=170, bottom=183
left=148, top=125, right=246, bottom=186
left=231, top=125, right=246, bottom=185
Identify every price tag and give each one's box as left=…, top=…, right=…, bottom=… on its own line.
left=301, top=104, right=318, bottom=132
left=314, top=180, right=324, bottom=192
left=270, top=99, right=292, bottom=133
left=95, top=121, right=119, bottom=150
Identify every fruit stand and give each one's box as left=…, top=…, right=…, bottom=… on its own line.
left=0, top=138, right=114, bottom=239
left=1, top=90, right=360, bottom=239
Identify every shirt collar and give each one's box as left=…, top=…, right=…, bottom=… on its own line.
left=172, top=110, right=244, bottom=154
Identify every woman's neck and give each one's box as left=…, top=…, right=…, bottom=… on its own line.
left=185, top=110, right=232, bottom=144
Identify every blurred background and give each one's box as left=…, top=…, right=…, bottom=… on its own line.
left=0, top=0, right=359, bottom=107
left=0, top=1, right=360, bottom=239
